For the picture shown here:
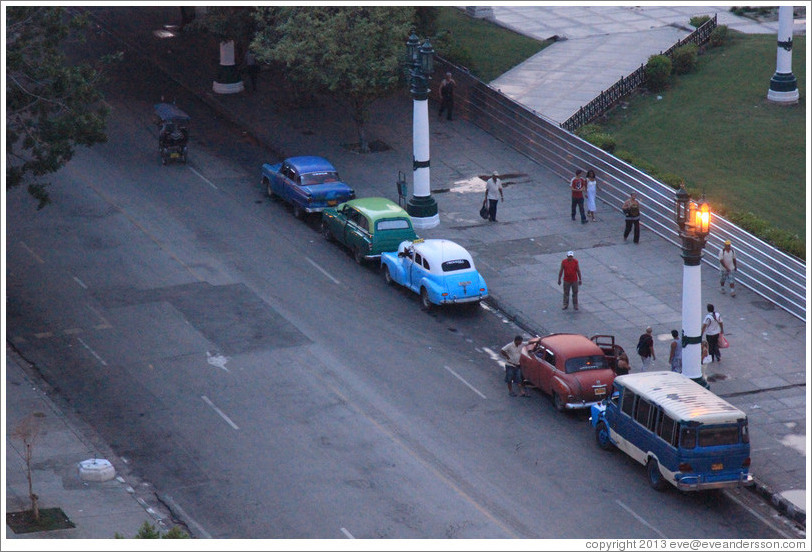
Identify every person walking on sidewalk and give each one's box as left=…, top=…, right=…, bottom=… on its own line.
left=719, top=239, right=738, bottom=296
left=668, top=329, right=682, bottom=373
left=501, top=335, right=529, bottom=397
left=636, top=326, right=656, bottom=371
left=585, top=169, right=598, bottom=222
left=570, top=169, right=587, bottom=224
left=558, top=251, right=582, bottom=310
left=622, top=192, right=641, bottom=243
left=438, top=72, right=456, bottom=121
left=701, top=303, right=724, bottom=362
left=485, top=171, right=503, bottom=222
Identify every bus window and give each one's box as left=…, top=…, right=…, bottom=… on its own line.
left=699, top=426, right=740, bottom=447
left=621, top=389, right=635, bottom=417
left=649, top=406, right=661, bottom=433
left=659, top=414, right=678, bottom=447
left=635, top=398, right=652, bottom=427
left=680, top=427, right=697, bottom=449
left=742, top=423, right=749, bottom=444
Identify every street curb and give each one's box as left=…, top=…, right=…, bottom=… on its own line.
left=748, top=479, right=806, bottom=528
left=102, top=12, right=806, bottom=533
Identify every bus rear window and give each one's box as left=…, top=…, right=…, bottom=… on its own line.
left=698, top=426, right=740, bottom=447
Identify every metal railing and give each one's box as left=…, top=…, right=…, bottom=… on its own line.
left=430, top=55, right=806, bottom=321
left=563, top=15, right=718, bottom=131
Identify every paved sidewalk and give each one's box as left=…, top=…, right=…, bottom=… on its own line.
left=5, top=5, right=807, bottom=542
left=5, top=349, right=172, bottom=541
left=488, top=5, right=803, bottom=123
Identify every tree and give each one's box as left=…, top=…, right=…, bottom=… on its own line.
left=253, top=6, right=415, bottom=152
left=11, top=412, right=46, bottom=522
left=6, top=7, right=114, bottom=209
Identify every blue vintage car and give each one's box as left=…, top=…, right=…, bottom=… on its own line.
left=261, top=156, right=355, bottom=218
left=381, top=239, right=488, bottom=310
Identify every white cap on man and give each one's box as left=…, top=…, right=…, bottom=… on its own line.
left=567, top=251, right=574, bottom=257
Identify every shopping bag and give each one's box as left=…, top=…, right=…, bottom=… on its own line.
left=479, top=200, right=489, bottom=220
left=718, top=333, right=730, bottom=349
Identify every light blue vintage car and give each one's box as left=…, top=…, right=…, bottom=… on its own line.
left=381, top=239, right=488, bottom=310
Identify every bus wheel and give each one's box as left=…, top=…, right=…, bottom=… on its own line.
left=595, top=422, right=614, bottom=451
left=647, top=458, right=668, bottom=491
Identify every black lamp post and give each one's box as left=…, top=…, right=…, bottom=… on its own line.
left=405, top=31, right=439, bottom=229
left=675, top=185, right=711, bottom=387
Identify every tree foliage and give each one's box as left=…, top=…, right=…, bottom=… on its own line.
left=6, top=7, right=114, bottom=209
left=252, top=6, right=415, bottom=152
left=186, top=6, right=256, bottom=48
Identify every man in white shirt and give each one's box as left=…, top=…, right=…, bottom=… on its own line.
left=501, top=335, right=528, bottom=397
left=484, top=171, right=504, bottom=222
left=719, top=240, right=738, bottom=296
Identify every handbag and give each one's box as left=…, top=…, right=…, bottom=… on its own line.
left=718, top=333, right=729, bottom=349
left=479, top=199, right=489, bottom=220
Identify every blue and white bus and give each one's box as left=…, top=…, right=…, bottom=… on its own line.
left=590, top=371, right=753, bottom=491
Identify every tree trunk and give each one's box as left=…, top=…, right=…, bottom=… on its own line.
left=25, top=442, right=40, bottom=522
left=353, top=100, right=369, bottom=153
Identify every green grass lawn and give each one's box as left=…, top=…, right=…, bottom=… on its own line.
left=432, top=7, right=550, bottom=82
left=600, top=32, right=806, bottom=238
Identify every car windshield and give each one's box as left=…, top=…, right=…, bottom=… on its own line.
left=564, top=355, right=607, bottom=374
left=441, top=259, right=472, bottom=272
left=376, top=219, right=410, bottom=231
left=301, top=171, right=340, bottom=186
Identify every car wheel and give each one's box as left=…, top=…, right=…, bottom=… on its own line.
left=293, top=204, right=305, bottom=220
left=353, top=247, right=365, bottom=265
left=647, top=458, right=668, bottom=491
left=595, top=421, right=614, bottom=451
left=553, top=392, right=566, bottom=412
left=420, top=288, right=433, bottom=311
left=382, top=265, right=394, bottom=286
left=265, top=179, right=275, bottom=199
left=321, top=221, right=334, bottom=242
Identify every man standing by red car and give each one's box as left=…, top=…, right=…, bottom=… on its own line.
left=558, top=251, right=582, bottom=310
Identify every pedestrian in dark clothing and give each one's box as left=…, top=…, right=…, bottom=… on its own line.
left=570, top=169, right=587, bottom=224
left=557, top=251, right=582, bottom=310
left=244, top=50, right=259, bottom=91
left=438, top=72, right=456, bottom=120
left=636, top=326, right=656, bottom=371
left=622, top=192, right=641, bottom=243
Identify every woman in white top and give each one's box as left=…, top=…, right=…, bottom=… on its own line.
left=585, top=169, right=597, bottom=222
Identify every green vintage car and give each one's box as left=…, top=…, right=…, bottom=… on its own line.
left=321, top=197, right=418, bottom=264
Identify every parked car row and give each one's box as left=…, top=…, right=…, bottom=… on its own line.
left=263, top=155, right=489, bottom=311
left=261, top=156, right=753, bottom=493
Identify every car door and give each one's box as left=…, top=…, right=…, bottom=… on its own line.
left=343, top=209, right=369, bottom=252
left=402, top=248, right=420, bottom=292
left=279, top=162, right=296, bottom=201
left=537, top=347, right=557, bottom=394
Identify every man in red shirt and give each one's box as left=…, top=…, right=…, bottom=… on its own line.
left=570, top=169, right=587, bottom=224
left=558, top=251, right=583, bottom=310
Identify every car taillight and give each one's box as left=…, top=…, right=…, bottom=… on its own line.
left=742, top=458, right=751, bottom=468
left=678, top=463, right=693, bottom=472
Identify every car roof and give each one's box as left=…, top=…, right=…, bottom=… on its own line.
left=412, top=239, right=474, bottom=265
left=539, top=333, right=604, bottom=358
left=344, top=197, right=411, bottom=221
left=614, top=371, right=746, bottom=425
left=285, top=156, right=337, bottom=174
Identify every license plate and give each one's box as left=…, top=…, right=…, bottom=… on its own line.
left=594, top=387, right=606, bottom=395
left=327, top=200, right=337, bottom=206
left=459, top=281, right=472, bottom=286
left=170, top=153, right=180, bottom=158
left=711, top=462, right=723, bottom=471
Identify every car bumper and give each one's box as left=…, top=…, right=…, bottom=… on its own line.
left=563, top=399, right=604, bottom=410
left=440, top=294, right=487, bottom=304
left=675, top=472, right=754, bottom=491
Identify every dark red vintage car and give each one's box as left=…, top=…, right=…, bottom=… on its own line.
left=520, top=333, right=626, bottom=412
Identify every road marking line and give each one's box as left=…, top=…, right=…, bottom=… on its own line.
left=73, top=276, right=88, bottom=289
left=201, top=396, right=239, bottom=430
left=340, top=527, right=354, bottom=539
left=34, top=332, right=53, bottom=339
left=189, top=166, right=218, bottom=190
left=724, top=490, right=795, bottom=539
left=615, top=499, right=667, bottom=538
left=63, top=328, right=83, bottom=335
left=444, top=366, right=487, bottom=399
left=77, top=337, right=108, bottom=366
left=306, top=257, right=340, bottom=285
left=86, top=304, right=113, bottom=329
left=19, top=241, right=44, bottom=263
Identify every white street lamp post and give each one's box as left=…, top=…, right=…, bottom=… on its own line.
left=767, top=5, right=799, bottom=104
